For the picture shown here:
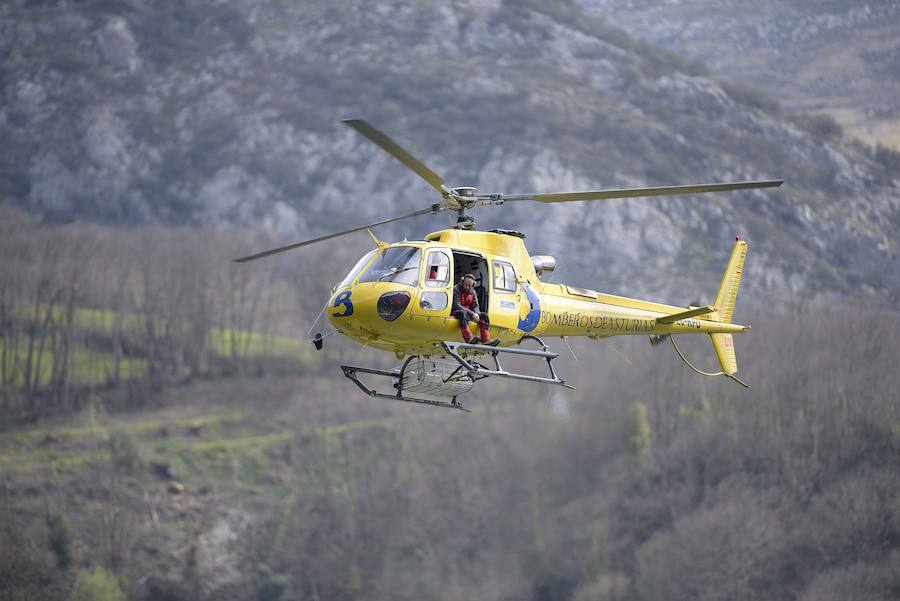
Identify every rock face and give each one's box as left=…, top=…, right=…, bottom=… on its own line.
left=580, top=0, right=900, bottom=150
left=1, top=0, right=898, bottom=302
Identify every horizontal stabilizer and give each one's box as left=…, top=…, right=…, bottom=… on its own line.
left=656, top=305, right=716, bottom=324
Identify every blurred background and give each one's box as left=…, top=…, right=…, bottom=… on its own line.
left=1, top=1, right=898, bottom=600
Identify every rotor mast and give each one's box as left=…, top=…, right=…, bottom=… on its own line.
left=450, top=186, right=478, bottom=230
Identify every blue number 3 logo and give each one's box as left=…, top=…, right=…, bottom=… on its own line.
left=332, top=291, right=354, bottom=317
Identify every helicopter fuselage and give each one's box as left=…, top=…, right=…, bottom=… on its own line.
left=232, top=118, right=776, bottom=397
left=326, top=228, right=745, bottom=357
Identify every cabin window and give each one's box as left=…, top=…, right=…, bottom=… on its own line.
left=358, top=246, right=421, bottom=286
left=425, top=251, right=451, bottom=287
left=420, top=291, right=448, bottom=311
left=336, top=249, right=377, bottom=289
left=492, top=261, right=517, bottom=292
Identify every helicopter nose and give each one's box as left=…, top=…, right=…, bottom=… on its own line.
left=329, top=289, right=356, bottom=322
left=326, top=286, right=413, bottom=333
left=326, top=286, right=379, bottom=331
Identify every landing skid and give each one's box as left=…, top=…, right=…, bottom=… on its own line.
left=340, top=335, right=574, bottom=411
left=441, top=335, right=574, bottom=389
left=340, top=365, right=472, bottom=412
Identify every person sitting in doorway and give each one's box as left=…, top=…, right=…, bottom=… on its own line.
left=452, top=274, right=499, bottom=345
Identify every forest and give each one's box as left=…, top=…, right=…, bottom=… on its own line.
left=0, top=206, right=316, bottom=419
left=1, top=209, right=897, bottom=600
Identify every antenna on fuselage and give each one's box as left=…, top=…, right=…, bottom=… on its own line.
left=367, top=228, right=388, bottom=248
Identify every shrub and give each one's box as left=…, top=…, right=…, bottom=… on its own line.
left=874, top=143, right=900, bottom=174
left=73, top=567, right=126, bottom=601
left=623, top=402, right=651, bottom=458
left=107, top=429, right=144, bottom=475
left=46, top=511, right=75, bottom=570
left=793, top=112, right=844, bottom=141
left=718, top=79, right=781, bottom=115
left=256, top=563, right=288, bottom=601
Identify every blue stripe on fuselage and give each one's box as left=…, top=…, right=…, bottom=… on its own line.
left=518, top=283, right=540, bottom=332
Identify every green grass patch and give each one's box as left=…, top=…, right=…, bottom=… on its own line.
left=2, top=301, right=315, bottom=392
left=0, top=391, right=392, bottom=485
left=0, top=338, right=147, bottom=388
left=206, top=327, right=315, bottom=361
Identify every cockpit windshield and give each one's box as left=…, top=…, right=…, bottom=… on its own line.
left=336, top=249, right=378, bottom=290
left=358, top=246, right=421, bottom=286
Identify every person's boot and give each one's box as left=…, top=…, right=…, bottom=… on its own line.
left=478, top=326, right=500, bottom=346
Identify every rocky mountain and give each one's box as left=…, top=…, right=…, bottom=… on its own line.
left=580, top=0, right=900, bottom=150
left=2, top=0, right=899, bottom=302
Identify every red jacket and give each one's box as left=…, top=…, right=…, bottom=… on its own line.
left=453, top=284, right=479, bottom=315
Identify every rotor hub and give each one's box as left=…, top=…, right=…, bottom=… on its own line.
left=452, top=186, right=477, bottom=197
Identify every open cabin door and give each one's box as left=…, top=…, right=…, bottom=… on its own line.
left=488, top=258, right=520, bottom=334
left=449, top=251, right=489, bottom=311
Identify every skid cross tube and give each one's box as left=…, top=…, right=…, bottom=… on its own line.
left=340, top=365, right=471, bottom=411
left=440, top=342, right=574, bottom=389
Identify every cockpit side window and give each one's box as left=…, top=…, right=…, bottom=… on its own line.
left=358, top=246, right=422, bottom=286
left=492, top=260, right=517, bottom=292
left=336, top=250, right=377, bottom=289
left=425, top=251, right=451, bottom=287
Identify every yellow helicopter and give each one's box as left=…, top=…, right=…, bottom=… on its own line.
left=236, top=120, right=782, bottom=410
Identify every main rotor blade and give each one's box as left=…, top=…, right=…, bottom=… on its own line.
left=497, top=179, right=784, bottom=203
left=343, top=119, right=448, bottom=194
left=233, top=205, right=440, bottom=263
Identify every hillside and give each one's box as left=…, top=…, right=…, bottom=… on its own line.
left=1, top=0, right=899, bottom=303
left=2, top=305, right=898, bottom=601
left=580, top=0, right=900, bottom=150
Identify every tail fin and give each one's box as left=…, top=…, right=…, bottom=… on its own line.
left=710, top=238, right=748, bottom=384
left=710, top=333, right=737, bottom=375
left=714, top=237, right=748, bottom=324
